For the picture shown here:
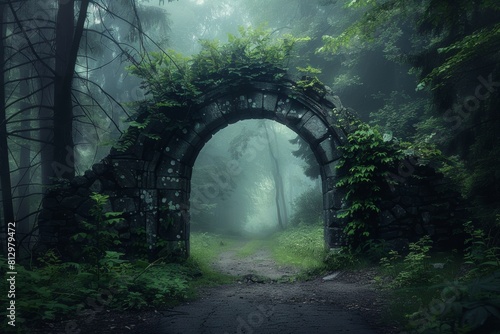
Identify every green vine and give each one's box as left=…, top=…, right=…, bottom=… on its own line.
left=336, top=121, right=445, bottom=247
left=295, top=65, right=327, bottom=96
left=116, top=25, right=312, bottom=152
left=128, top=25, right=311, bottom=103
left=335, top=122, right=404, bottom=246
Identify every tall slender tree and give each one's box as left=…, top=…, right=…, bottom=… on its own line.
left=50, top=0, right=90, bottom=180
left=264, top=123, right=288, bottom=230
left=0, top=2, right=15, bottom=254
left=0, top=0, right=171, bottom=256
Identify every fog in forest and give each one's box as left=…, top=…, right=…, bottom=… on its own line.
left=151, top=1, right=323, bottom=241
left=191, top=120, right=319, bottom=238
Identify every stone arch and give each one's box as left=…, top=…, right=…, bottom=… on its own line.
left=39, top=79, right=466, bottom=258
left=126, top=81, right=351, bottom=254
left=39, top=80, right=355, bottom=257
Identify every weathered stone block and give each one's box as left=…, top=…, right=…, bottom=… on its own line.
left=322, top=177, right=336, bottom=192
left=420, top=212, right=432, bottom=224
left=324, top=227, right=345, bottom=247
left=129, top=213, right=145, bottom=231
left=320, top=161, right=340, bottom=178
left=324, top=209, right=345, bottom=228
left=193, top=121, right=208, bottom=137
left=287, top=106, right=312, bottom=125
left=247, top=92, right=264, bottom=110
left=60, top=195, right=86, bottom=210
left=199, top=103, right=226, bottom=132
left=236, top=94, right=249, bottom=110
left=140, top=189, right=158, bottom=212
left=114, top=168, right=137, bottom=188
left=92, top=163, right=108, bottom=176
left=156, top=176, right=188, bottom=190
left=323, top=189, right=344, bottom=210
left=262, top=93, right=278, bottom=112
left=380, top=210, right=396, bottom=226
left=113, top=197, right=137, bottom=213
left=71, top=176, right=87, bottom=187
left=89, top=180, right=102, bottom=193
left=217, top=98, right=236, bottom=116
left=276, top=96, right=292, bottom=115
left=299, top=115, right=329, bottom=145
left=316, top=137, right=342, bottom=164
left=161, top=137, right=190, bottom=161
left=176, top=126, right=203, bottom=151
left=158, top=213, right=187, bottom=241
left=136, top=172, right=148, bottom=188
left=391, top=205, right=407, bottom=219
left=156, top=159, right=190, bottom=179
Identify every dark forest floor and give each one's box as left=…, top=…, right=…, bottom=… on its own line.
left=35, top=240, right=401, bottom=334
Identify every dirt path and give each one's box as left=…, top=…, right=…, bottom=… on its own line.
left=40, top=241, right=400, bottom=333
left=129, top=242, right=398, bottom=333
left=210, top=239, right=301, bottom=280
left=128, top=271, right=399, bottom=334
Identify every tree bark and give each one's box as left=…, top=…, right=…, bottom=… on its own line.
left=0, top=2, right=15, bottom=254
left=264, top=123, right=288, bottom=230
left=16, top=65, right=32, bottom=243
left=52, top=0, right=90, bottom=180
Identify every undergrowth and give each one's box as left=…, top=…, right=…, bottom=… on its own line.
left=0, top=251, right=197, bottom=332
left=375, top=222, right=500, bottom=334
left=270, top=224, right=326, bottom=271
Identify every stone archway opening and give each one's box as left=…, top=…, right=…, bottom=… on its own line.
left=189, top=119, right=321, bottom=239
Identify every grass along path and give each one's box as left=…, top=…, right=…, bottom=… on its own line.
left=190, top=224, right=327, bottom=281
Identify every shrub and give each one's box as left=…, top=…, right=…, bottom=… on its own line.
left=289, top=186, right=323, bottom=226
left=379, top=235, right=435, bottom=289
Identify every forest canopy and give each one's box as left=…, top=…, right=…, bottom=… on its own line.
left=126, top=25, right=311, bottom=105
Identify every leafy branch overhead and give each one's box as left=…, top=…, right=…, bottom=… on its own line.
left=318, top=0, right=500, bottom=90
left=117, top=26, right=311, bottom=152
left=127, top=25, right=311, bottom=107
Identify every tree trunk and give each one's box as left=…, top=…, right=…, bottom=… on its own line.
left=16, top=65, right=32, bottom=245
left=52, top=0, right=76, bottom=180
left=52, top=0, right=90, bottom=180
left=264, top=123, right=288, bottom=230
left=0, top=2, right=15, bottom=254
